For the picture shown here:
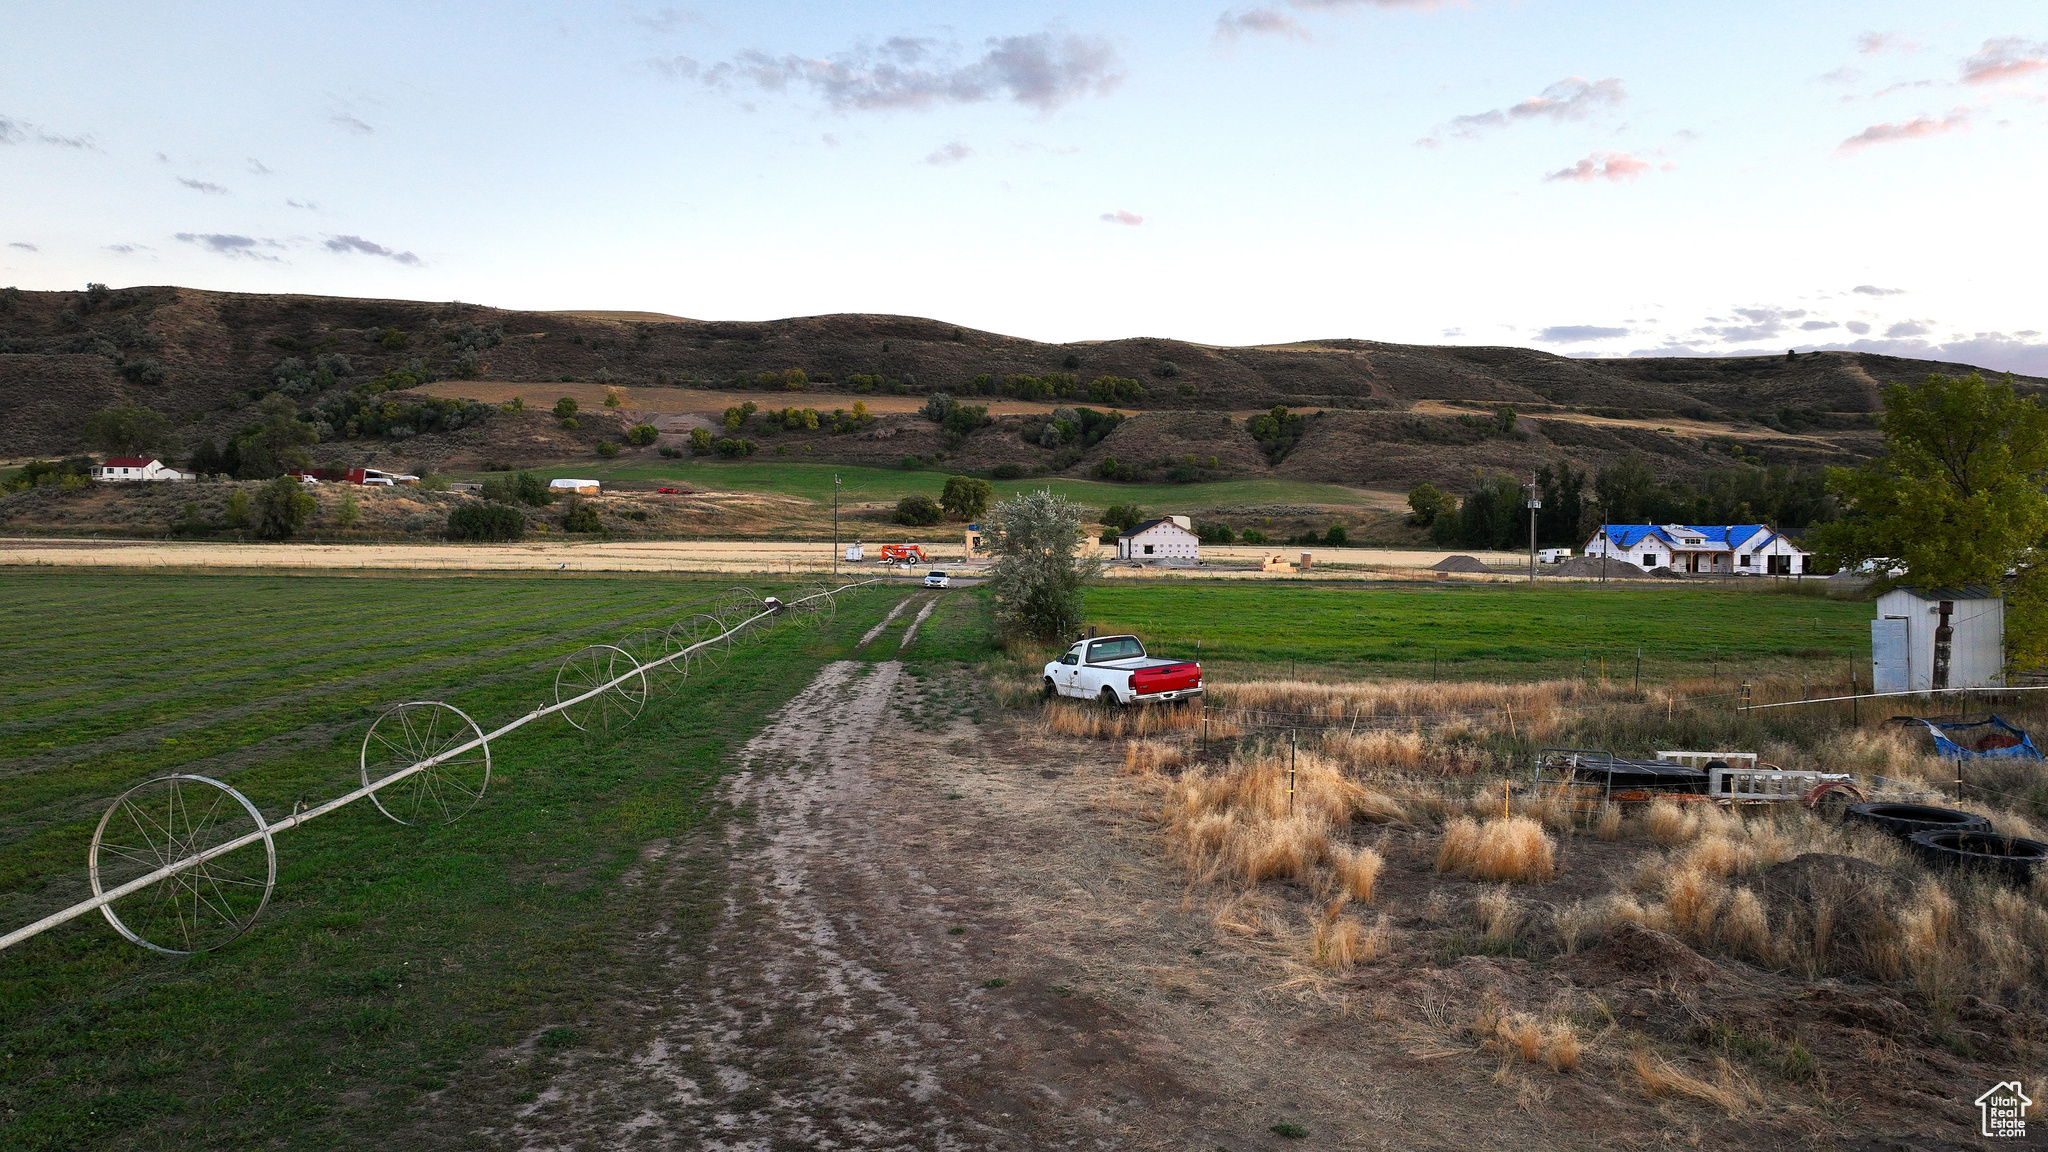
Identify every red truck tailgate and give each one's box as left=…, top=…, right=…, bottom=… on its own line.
left=1131, top=662, right=1201, bottom=694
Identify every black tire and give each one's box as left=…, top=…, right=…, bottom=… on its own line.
left=1908, top=829, right=2048, bottom=885
left=1843, top=802, right=1994, bottom=841
left=1098, top=686, right=1122, bottom=709
left=1041, top=677, right=1057, bottom=701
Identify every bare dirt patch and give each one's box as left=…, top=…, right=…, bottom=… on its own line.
left=450, top=659, right=2039, bottom=1150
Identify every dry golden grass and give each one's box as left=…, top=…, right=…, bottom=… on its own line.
left=1044, top=700, right=1209, bottom=740
left=1542, top=1023, right=1582, bottom=1073
left=1596, top=803, right=1622, bottom=841
left=1475, top=1006, right=1581, bottom=1074
left=1437, top=816, right=1558, bottom=883
left=1328, top=844, right=1385, bottom=903
left=1475, top=885, right=1526, bottom=946
left=1122, top=739, right=1187, bottom=777
left=1631, top=1050, right=1750, bottom=1114
left=1158, top=748, right=1407, bottom=889
left=1312, top=911, right=1366, bottom=969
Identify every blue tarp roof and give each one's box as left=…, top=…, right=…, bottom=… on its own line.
left=1912, top=715, right=2044, bottom=761
left=1601, top=524, right=1771, bottom=550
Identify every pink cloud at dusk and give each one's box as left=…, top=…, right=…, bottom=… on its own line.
left=1543, top=151, right=1652, bottom=183
left=1961, top=37, right=2048, bottom=85
left=1837, top=108, right=1970, bottom=152
left=1099, top=209, right=1144, bottom=225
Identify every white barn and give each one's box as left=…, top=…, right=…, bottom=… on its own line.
left=92, top=456, right=195, bottom=483
left=1584, top=524, right=1810, bottom=575
left=1872, top=585, right=2005, bottom=693
left=1117, top=515, right=1198, bottom=561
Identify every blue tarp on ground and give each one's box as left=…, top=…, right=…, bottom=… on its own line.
left=1912, top=714, right=2044, bottom=761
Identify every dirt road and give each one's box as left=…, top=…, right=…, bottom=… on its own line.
left=485, top=655, right=1607, bottom=1151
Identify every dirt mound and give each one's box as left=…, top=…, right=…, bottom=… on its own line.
left=1430, top=554, right=1493, bottom=573
left=1569, top=921, right=1716, bottom=984
left=1546, top=554, right=1644, bottom=578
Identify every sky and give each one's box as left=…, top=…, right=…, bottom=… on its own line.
left=3, top=0, right=2045, bottom=374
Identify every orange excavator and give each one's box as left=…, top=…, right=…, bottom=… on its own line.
left=877, top=544, right=928, bottom=564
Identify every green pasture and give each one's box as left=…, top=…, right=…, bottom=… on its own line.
left=493, top=458, right=1384, bottom=514
left=1082, top=580, right=1873, bottom=686
left=0, top=569, right=927, bottom=1150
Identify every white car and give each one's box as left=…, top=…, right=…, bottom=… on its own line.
left=924, top=570, right=950, bottom=588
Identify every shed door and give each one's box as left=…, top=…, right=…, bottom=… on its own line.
left=1871, top=618, right=1909, bottom=694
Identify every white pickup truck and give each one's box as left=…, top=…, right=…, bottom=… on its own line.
left=1042, top=635, right=1203, bottom=706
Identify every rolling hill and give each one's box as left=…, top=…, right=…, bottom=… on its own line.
left=3, top=283, right=2039, bottom=492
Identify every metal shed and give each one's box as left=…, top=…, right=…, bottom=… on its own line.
left=1871, top=585, right=2004, bottom=693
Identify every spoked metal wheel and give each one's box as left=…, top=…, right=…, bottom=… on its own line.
left=360, top=701, right=493, bottom=825
left=89, top=774, right=276, bottom=955
left=618, top=626, right=686, bottom=692
left=789, top=582, right=837, bottom=630
left=665, top=613, right=732, bottom=676
left=555, top=644, right=648, bottom=733
left=714, top=587, right=768, bottom=641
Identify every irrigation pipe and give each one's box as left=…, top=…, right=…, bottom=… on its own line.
left=0, top=580, right=877, bottom=955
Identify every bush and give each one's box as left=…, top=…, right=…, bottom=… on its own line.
left=940, top=475, right=994, bottom=521
left=940, top=404, right=990, bottom=444
left=224, top=488, right=253, bottom=529
left=560, top=417, right=579, bottom=431
left=1196, top=522, right=1235, bottom=544
left=983, top=490, right=1097, bottom=641
left=713, top=438, right=757, bottom=458
left=254, top=475, right=315, bottom=540
left=659, top=446, right=682, bottom=458
left=447, top=502, right=525, bottom=542
left=991, top=462, right=1027, bottom=479
left=689, top=428, right=712, bottom=453
left=900, top=456, right=923, bottom=470
left=596, top=440, right=620, bottom=458
left=1088, top=376, right=1147, bottom=404
left=893, top=495, right=944, bottom=526
left=1325, top=524, right=1348, bottom=547
left=920, top=393, right=956, bottom=423
left=335, top=490, right=361, bottom=528
left=562, top=502, right=601, bottom=532
left=480, top=471, right=554, bottom=506
left=1241, top=528, right=1269, bottom=545
left=626, top=424, right=659, bottom=446
left=553, top=397, right=578, bottom=420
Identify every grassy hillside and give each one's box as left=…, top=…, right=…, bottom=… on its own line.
left=5, top=285, right=2039, bottom=484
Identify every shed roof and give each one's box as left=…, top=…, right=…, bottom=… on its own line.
left=1884, top=584, right=1998, bottom=601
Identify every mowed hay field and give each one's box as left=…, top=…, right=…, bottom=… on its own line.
left=1080, top=580, right=1872, bottom=684
left=0, top=569, right=922, bottom=1151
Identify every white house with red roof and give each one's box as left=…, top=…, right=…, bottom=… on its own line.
left=91, top=457, right=196, bottom=483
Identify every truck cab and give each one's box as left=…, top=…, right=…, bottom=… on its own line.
left=1043, top=635, right=1202, bottom=706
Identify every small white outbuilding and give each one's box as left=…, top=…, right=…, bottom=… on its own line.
left=1871, top=585, right=2004, bottom=693
left=1116, top=515, right=1198, bottom=561
left=550, top=479, right=602, bottom=496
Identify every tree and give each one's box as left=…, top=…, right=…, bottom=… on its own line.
left=1535, top=460, right=1589, bottom=545
left=1246, top=406, right=1304, bottom=464
left=893, top=494, right=944, bottom=526
left=626, top=424, right=659, bottom=446
left=224, top=488, right=253, bottom=529
left=1810, top=373, right=2048, bottom=590
left=983, top=489, right=1098, bottom=642
left=1406, top=483, right=1453, bottom=527
left=940, top=403, right=990, bottom=445
left=447, top=502, right=525, bottom=542
left=1594, top=451, right=1661, bottom=525
left=1101, top=504, right=1146, bottom=533
left=603, top=387, right=623, bottom=409
left=920, top=393, right=956, bottom=423
left=941, top=475, right=994, bottom=521
left=235, top=395, right=319, bottom=479
left=554, top=397, right=579, bottom=421
left=253, top=476, right=313, bottom=539
left=1325, top=524, right=1349, bottom=547
left=596, top=440, right=620, bottom=457
left=562, top=502, right=601, bottom=532
left=81, top=404, right=177, bottom=457
left=689, top=427, right=713, bottom=453
left=782, top=368, right=808, bottom=391
left=1495, top=407, right=1518, bottom=436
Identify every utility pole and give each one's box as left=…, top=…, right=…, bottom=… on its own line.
left=1525, top=478, right=1541, bottom=583
left=832, top=474, right=842, bottom=577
